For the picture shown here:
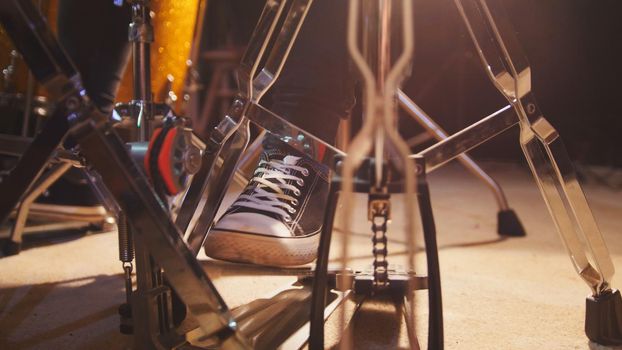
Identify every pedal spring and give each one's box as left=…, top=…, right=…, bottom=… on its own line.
left=117, top=211, right=134, bottom=263
left=117, top=211, right=135, bottom=334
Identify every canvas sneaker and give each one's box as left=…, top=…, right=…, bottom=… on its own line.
left=204, top=141, right=330, bottom=266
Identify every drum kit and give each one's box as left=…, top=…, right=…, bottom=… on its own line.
left=0, top=0, right=620, bottom=349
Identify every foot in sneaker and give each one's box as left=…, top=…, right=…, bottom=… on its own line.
left=204, top=141, right=330, bottom=267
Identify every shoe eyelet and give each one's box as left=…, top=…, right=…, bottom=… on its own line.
left=284, top=215, right=292, bottom=222
left=291, top=199, right=299, bottom=206
left=302, top=169, right=309, bottom=176
left=297, top=179, right=304, bottom=186
left=293, top=189, right=301, bottom=196
left=288, top=207, right=296, bottom=214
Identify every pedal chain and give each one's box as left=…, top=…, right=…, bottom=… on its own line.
left=369, top=193, right=391, bottom=288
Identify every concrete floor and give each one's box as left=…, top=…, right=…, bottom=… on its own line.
left=0, top=162, right=621, bottom=349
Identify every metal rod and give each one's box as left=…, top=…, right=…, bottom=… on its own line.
left=20, top=0, right=44, bottom=137
left=415, top=156, right=444, bottom=350
left=21, top=72, right=35, bottom=137
left=234, top=130, right=266, bottom=185
left=398, top=90, right=509, bottom=210
left=129, top=0, right=154, bottom=141
left=9, top=161, right=72, bottom=244
left=416, top=104, right=516, bottom=171
left=309, top=181, right=340, bottom=349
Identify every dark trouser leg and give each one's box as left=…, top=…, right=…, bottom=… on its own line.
left=269, top=0, right=355, bottom=145
left=57, top=0, right=131, bottom=114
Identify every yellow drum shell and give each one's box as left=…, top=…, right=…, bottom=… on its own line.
left=0, top=0, right=58, bottom=95
left=116, top=0, right=200, bottom=106
left=0, top=0, right=198, bottom=107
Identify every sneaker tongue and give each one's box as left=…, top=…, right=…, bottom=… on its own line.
left=283, top=155, right=301, bottom=165
left=263, top=139, right=306, bottom=161
left=232, top=149, right=302, bottom=222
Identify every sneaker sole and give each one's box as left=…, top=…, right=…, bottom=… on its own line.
left=204, top=229, right=320, bottom=267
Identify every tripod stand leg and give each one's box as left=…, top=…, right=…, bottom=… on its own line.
left=310, top=178, right=341, bottom=350
left=2, top=161, right=72, bottom=255
left=399, top=90, right=524, bottom=237
left=521, top=123, right=622, bottom=345
left=0, top=0, right=91, bottom=226
left=455, top=0, right=616, bottom=295
left=0, top=107, right=72, bottom=226
left=522, top=122, right=614, bottom=291
left=454, top=0, right=621, bottom=344
left=415, top=157, right=444, bottom=350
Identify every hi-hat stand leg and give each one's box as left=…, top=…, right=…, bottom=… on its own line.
left=3, top=161, right=72, bottom=255
left=414, top=156, right=443, bottom=350
left=309, top=175, right=341, bottom=350
left=0, top=104, right=75, bottom=228
left=399, top=91, right=524, bottom=237
left=0, top=1, right=115, bottom=257
left=455, top=0, right=621, bottom=345
left=0, top=0, right=87, bottom=228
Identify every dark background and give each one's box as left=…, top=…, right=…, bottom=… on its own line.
left=403, top=0, right=622, bottom=167
left=3, top=0, right=620, bottom=167
left=210, top=0, right=622, bottom=167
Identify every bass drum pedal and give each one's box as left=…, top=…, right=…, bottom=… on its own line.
left=127, top=119, right=203, bottom=198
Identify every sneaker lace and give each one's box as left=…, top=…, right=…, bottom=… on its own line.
left=232, top=155, right=309, bottom=222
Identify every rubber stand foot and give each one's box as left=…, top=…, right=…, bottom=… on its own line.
left=1, top=239, right=22, bottom=256
left=586, top=289, right=622, bottom=346
left=497, top=209, right=526, bottom=237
